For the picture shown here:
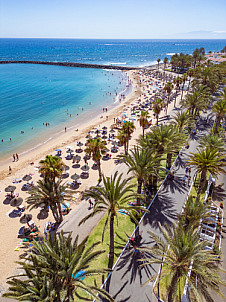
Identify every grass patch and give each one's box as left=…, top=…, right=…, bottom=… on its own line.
left=76, top=213, right=135, bottom=300
left=76, top=179, right=137, bottom=300
left=154, top=265, right=186, bottom=302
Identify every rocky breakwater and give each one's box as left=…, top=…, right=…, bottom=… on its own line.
left=0, top=60, right=138, bottom=71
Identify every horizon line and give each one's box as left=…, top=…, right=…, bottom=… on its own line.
left=1, top=37, right=226, bottom=40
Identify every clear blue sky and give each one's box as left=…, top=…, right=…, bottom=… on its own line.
left=1, top=0, right=226, bottom=39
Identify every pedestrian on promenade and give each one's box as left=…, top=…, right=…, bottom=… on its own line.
left=88, top=199, right=93, bottom=209
left=185, top=167, right=189, bottom=174
left=188, top=168, right=191, bottom=175
left=188, top=176, right=191, bottom=186
left=183, top=175, right=187, bottom=185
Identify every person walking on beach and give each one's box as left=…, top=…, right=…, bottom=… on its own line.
left=9, top=166, right=12, bottom=175
left=188, top=167, right=191, bottom=176
left=13, top=154, right=15, bottom=162
left=16, top=153, right=19, bottom=161
left=65, top=127, right=67, bottom=132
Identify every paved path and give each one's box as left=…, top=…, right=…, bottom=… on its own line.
left=211, top=171, right=226, bottom=301
left=101, top=113, right=214, bottom=302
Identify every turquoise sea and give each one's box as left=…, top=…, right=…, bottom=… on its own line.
left=0, top=39, right=225, bottom=160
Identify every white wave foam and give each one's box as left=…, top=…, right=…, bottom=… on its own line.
left=138, top=61, right=156, bottom=68
left=109, top=62, right=127, bottom=65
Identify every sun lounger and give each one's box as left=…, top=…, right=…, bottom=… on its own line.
left=12, top=178, right=22, bottom=183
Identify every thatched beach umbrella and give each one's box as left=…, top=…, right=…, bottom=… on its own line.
left=5, top=186, right=16, bottom=193
left=20, top=213, right=32, bottom=224
left=22, top=175, right=32, bottom=181
left=74, top=155, right=81, bottom=162
left=112, top=141, right=118, bottom=146
left=102, top=126, right=107, bottom=130
left=77, top=142, right=83, bottom=147
left=71, top=174, right=80, bottom=181
left=102, top=135, right=108, bottom=139
left=81, top=165, right=89, bottom=172
left=10, top=197, right=23, bottom=207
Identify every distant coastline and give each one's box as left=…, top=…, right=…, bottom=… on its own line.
left=0, top=60, right=138, bottom=70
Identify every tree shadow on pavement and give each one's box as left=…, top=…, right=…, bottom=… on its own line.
left=162, top=175, right=188, bottom=195
left=114, top=244, right=155, bottom=286
left=212, top=184, right=226, bottom=202
left=173, top=154, right=186, bottom=170
left=143, top=194, right=178, bottom=230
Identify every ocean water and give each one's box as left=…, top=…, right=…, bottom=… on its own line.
left=0, top=39, right=225, bottom=160
left=0, top=63, right=127, bottom=159
left=0, top=39, right=225, bottom=67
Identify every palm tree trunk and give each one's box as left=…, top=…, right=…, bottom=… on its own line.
left=137, top=178, right=143, bottom=206
left=57, top=202, right=63, bottom=223
left=142, top=127, right=145, bottom=138
left=124, top=142, right=127, bottom=155
left=108, top=213, right=115, bottom=269
left=166, top=153, right=173, bottom=169
left=181, top=87, right=184, bottom=100
left=97, top=159, right=102, bottom=180
left=197, top=170, right=207, bottom=196
left=168, top=271, right=180, bottom=302
left=214, top=116, right=221, bottom=133
left=156, top=114, right=159, bottom=125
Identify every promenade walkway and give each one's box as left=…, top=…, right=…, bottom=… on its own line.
left=101, top=113, right=214, bottom=302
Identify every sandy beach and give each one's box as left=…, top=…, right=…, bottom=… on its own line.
left=0, top=66, right=182, bottom=293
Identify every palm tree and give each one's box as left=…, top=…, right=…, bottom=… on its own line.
left=164, top=82, right=174, bottom=111
left=163, top=57, right=168, bottom=71
left=180, top=73, right=188, bottom=100
left=172, top=111, right=193, bottom=132
left=3, top=232, right=113, bottom=302
left=212, top=95, right=226, bottom=133
left=85, top=137, right=106, bottom=180
left=39, top=155, right=65, bottom=182
left=199, top=133, right=225, bottom=152
left=157, top=58, right=161, bottom=70
left=137, top=110, right=150, bottom=137
left=119, top=146, right=158, bottom=205
left=121, top=121, right=135, bottom=153
left=79, top=171, right=143, bottom=268
left=187, top=68, right=194, bottom=90
left=173, top=76, right=182, bottom=106
left=117, top=129, right=128, bottom=154
left=194, top=67, right=219, bottom=93
left=153, top=98, right=163, bottom=125
left=27, top=179, right=69, bottom=224
left=187, top=147, right=226, bottom=196
left=140, top=222, right=226, bottom=302
left=142, top=124, right=185, bottom=169
left=178, top=196, right=212, bottom=231
left=181, top=85, right=208, bottom=116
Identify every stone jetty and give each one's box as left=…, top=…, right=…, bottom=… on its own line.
left=0, top=60, right=138, bottom=71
